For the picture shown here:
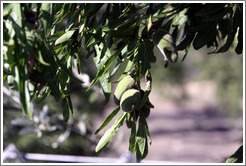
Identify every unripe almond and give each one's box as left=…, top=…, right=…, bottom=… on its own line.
left=114, top=75, right=135, bottom=105
left=120, top=89, right=141, bottom=113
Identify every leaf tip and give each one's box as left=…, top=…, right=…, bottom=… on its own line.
left=94, top=130, right=99, bottom=135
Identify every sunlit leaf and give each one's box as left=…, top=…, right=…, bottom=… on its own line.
left=235, top=24, right=243, bottom=54
left=10, top=3, right=22, bottom=27
left=36, top=50, right=50, bottom=66
left=48, top=31, right=65, bottom=43
left=99, top=71, right=111, bottom=105
left=116, top=60, right=134, bottom=82
left=55, top=30, right=75, bottom=45
left=95, top=112, right=127, bottom=153
left=95, top=107, right=120, bottom=134
left=136, top=115, right=148, bottom=160
left=40, top=3, right=51, bottom=37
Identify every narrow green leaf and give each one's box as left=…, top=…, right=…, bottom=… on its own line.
left=36, top=50, right=50, bottom=66
left=95, top=107, right=120, bottom=134
left=126, top=36, right=138, bottom=58
left=85, top=36, right=97, bottom=48
left=95, top=112, right=127, bottom=153
left=99, top=71, right=111, bottom=106
left=3, top=3, right=15, bottom=17
left=116, top=60, right=134, bottom=82
left=48, top=31, right=65, bottom=43
left=124, top=60, right=134, bottom=73
left=53, top=4, right=70, bottom=25
left=129, top=120, right=136, bottom=153
left=12, top=15, right=31, bottom=119
left=147, top=15, right=152, bottom=32
left=95, top=127, right=117, bottom=153
left=181, top=45, right=190, bottom=62
left=10, top=3, right=22, bottom=27
left=8, top=15, right=25, bottom=44
left=235, top=14, right=242, bottom=54
left=62, top=98, right=69, bottom=123
left=79, top=8, right=87, bottom=34
left=36, top=34, right=56, bottom=67
left=19, top=79, right=32, bottom=120
left=67, top=95, right=73, bottom=116
left=142, top=136, right=148, bottom=159
left=40, top=3, right=51, bottom=37
left=110, top=61, right=121, bottom=78
left=226, top=145, right=243, bottom=163
left=234, top=4, right=243, bottom=54
left=55, top=30, right=75, bottom=45
left=93, top=43, right=112, bottom=105
left=136, top=116, right=147, bottom=160
left=142, top=115, right=152, bottom=145
left=120, top=3, right=133, bottom=18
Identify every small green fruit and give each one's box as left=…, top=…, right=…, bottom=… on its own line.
left=114, top=75, right=135, bottom=105
left=120, top=89, right=141, bottom=113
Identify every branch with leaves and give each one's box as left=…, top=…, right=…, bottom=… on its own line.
left=3, top=3, right=243, bottom=161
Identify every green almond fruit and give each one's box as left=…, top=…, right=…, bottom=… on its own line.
left=120, top=89, right=141, bottom=113
left=114, top=75, right=135, bottom=105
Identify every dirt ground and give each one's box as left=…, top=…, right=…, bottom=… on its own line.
left=94, top=81, right=243, bottom=163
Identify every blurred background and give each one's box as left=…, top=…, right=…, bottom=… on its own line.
left=3, top=44, right=243, bottom=163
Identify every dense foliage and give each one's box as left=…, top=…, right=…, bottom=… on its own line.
left=3, top=3, right=243, bottom=161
